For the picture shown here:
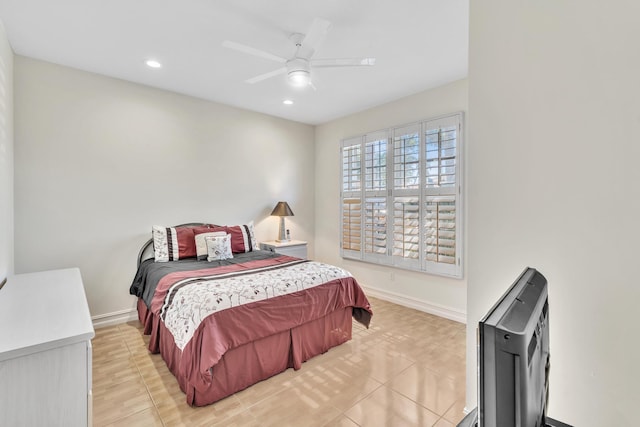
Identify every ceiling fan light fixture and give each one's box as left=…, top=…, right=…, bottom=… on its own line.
left=223, top=18, right=375, bottom=89
left=288, top=69, right=310, bottom=87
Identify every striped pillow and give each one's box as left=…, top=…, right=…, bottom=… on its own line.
left=226, top=221, right=258, bottom=253
left=152, top=226, right=197, bottom=262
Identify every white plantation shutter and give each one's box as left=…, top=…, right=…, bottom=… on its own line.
left=365, top=132, right=388, bottom=191
left=342, top=139, right=362, bottom=192
left=342, top=198, right=361, bottom=254
left=424, top=196, right=456, bottom=263
left=363, top=131, right=389, bottom=263
left=423, top=115, right=461, bottom=277
left=391, top=124, right=421, bottom=269
left=425, top=117, right=458, bottom=189
left=341, top=137, right=363, bottom=259
left=364, top=197, right=388, bottom=262
left=393, top=124, right=421, bottom=191
left=340, top=112, right=463, bottom=278
left=392, top=196, right=421, bottom=269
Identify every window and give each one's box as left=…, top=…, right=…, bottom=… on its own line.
left=340, top=112, right=463, bottom=278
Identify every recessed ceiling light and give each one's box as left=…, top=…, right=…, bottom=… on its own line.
left=283, top=100, right=294, bottom=105
left=145, top=59, right=162, bottom=69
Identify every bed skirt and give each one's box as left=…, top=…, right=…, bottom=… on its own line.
left=137, top=298, right=353, bottom=406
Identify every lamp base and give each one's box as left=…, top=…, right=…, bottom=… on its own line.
left=276, top=217, right=290, bottom=243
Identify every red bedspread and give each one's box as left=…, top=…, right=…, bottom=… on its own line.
left=140, top=255, right=372, bottom=405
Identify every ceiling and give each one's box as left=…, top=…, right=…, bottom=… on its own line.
left=0, top=0, right=468, bottom=125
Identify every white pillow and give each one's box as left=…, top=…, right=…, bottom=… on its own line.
left=195, top=231, right=227, bottom=260
left=206, top=235, right=234, bottom=261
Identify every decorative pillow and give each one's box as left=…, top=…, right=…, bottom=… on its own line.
left=152, top=225, right=197, bottom=262
left=191, top=225, right=221, bottom=235
left=226, top=221, right=258, bottom=253
left=206, top=235, right=234, bottom=261
left=194, top=228, right=228, bottom=260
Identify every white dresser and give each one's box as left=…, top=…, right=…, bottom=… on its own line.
left=0, top=268, right=95, bottom=427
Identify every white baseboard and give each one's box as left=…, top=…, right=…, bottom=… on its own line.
left=91, top=288, right=466, bottom=328
left=362, top=285, right=466, bottom=324
left=92, top=308, right=139, bottom=329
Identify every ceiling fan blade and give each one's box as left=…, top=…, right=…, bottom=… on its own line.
left=245, top=67, right=287, bottom=84
left=311, top=57, right=377, bottom=68
left=299, top=18, right=331, bottom=58
left=222, top=40, right=287, bottom=63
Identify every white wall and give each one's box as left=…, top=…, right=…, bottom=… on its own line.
left=315, top=79, right=468, bottom=321
left=0, top=20, right=13, bottom=281
left=467, top=1, right=640, bottom=425
left=14, top=56, right=315, bottom=320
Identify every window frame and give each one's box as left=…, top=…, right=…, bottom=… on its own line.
left=339, top=112, right=464, bottom=279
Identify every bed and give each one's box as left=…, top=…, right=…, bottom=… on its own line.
left=129, top=223, right=372, bottom=407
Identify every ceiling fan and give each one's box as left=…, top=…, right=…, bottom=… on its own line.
left=222, top=18, right=376, bottom=88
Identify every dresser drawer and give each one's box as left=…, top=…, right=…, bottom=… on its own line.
left=260, top=241, right=308, bottom=260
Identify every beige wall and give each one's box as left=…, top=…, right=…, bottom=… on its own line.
left=14, top=56, right=315, bottom=319
left=467, top=1, right=640, bottom=425
left=314, top=79, right=468, bottom=321
left=13, top=4, right=640, bottom=421
left=0, top=20, right=13, bottom=281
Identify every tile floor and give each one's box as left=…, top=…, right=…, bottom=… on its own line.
left=92, top=296, right=467, bottom=426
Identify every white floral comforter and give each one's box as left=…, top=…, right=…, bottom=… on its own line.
left=158, top=258, right=352, bottom=349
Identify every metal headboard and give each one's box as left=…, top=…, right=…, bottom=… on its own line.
left=137, top=223, right=209, bottom=268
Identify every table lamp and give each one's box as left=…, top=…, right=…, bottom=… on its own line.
left=270, top=201, right=294, bottom=242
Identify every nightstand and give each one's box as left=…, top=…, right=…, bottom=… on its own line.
left=260, top=240, right=308, bottom=260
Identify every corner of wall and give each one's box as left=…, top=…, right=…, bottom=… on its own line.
left=0, top=18, right=14, bottom=279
